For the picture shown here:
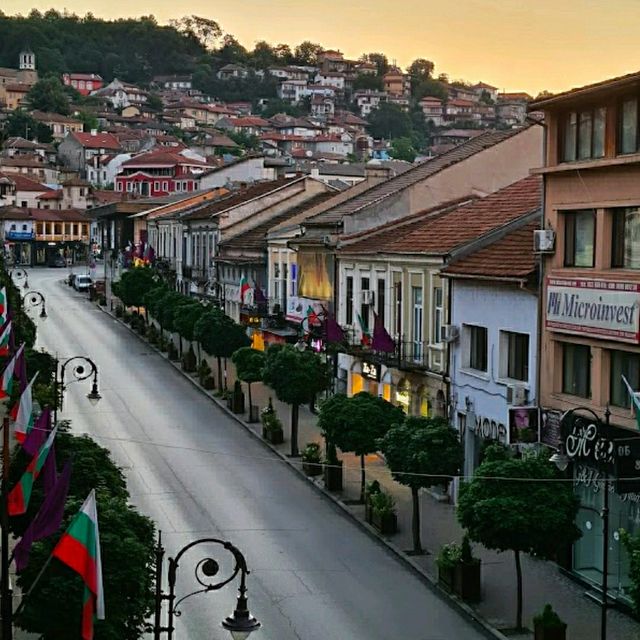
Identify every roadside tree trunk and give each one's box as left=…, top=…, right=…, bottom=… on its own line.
left=411, top=486, right=423, bottom=554
left=247, top=382, right=253, bottom=421
left=290, top=403, right=299, bottom=457
left=360, top=454, right=366, bottom=503
left=514, top=549, right=523, bottom=631
left=216, top=356, right=223, bottom=392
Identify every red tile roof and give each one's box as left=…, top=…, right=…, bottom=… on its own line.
left=71, top=132, right=121, bottom=150
left=0, top=172, right=51, bottom=193
left=441, top=219, right=539, bottom=280
left=340, top=175, right=541, bottom=256
left=0, top=207, right=89, bottom=222
left=122, top=150, right=208, bottom=168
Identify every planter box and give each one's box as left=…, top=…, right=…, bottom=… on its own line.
left=371, top=510, right=397, bottom=535
left=323, top=461, right=343, bottom=491
left=231, top=392, right=245, bottom=414
left=263, top=427, right=284, bottom=445
left=438, top=561, right=481, bottom=603
left=248, top=405, right=259, bottom=423
left=534, top=622, right=567, bottom=640
left=302, top=461, right=323, bottom=477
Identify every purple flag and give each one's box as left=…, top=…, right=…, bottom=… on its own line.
left=42, top=443, right=57, bottom=497
left=14, top=459, right=71, bottom=572
left=22, top=408, right=51, bottom=457
left=254, top=286, right=267, bottom=304
left=325, top=314, right=345, bottom=343
left=372, top=312, right=396, bottom=353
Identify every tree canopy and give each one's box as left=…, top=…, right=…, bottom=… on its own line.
left=231, top=347, right=265, bottom=385
left=1, top=110, right=52, bottom=143
left=194, top=308, right=250, bottom=359
left=457, top=446, right=580, bottom=629
left=112, top=267, right=157, bottom=309
left=390, top=137, right=417, bottom=162
left=367, top=102, right=413, bottom=140
left=173, top=300, right=206, bottom=342
left=27, top=76, right=71, bottom=115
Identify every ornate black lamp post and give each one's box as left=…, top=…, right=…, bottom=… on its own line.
left=10, top=267, right=29, bottom=290
left=154, top=534, right=261, bottom=640
left=550, top=406, right=612, bottom=640
left=22, top=290, right=47, bottom=319
left=54, top=356, right=101, bottom=423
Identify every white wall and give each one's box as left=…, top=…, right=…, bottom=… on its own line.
left=450, top=280, right=538, bottom=453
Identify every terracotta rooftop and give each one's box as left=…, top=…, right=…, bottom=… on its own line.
left=441, top=219, right=539, bottom=281
left=121, top=150, right=208, bottom=168
left=339, top=175, right=541, bottom=256
left=180, top=178, right=300, bottom=221
left=71, top=132, right=121, bottom=150
left=0, top=172, right=51, bottom=192
left=220, top=192, right=335, bottom=255
left=31, top=111, right=81, bottom=125
left=305, top=127, right=530, bottom=227
left=0, top=207, right=90, bottom=222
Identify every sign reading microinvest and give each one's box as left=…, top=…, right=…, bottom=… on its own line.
left=546, top=277, right=640, bottom=343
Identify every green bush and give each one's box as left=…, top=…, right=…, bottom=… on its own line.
left=533, top=604, right=566, bottom=630
left=115, top=305, right=124, bottom=318
left=301, top=442, right=321, bottom=463
left=369, top=490, right=395, bottom=516
left=181, top=346, right=197, bottom=372
left=167, top=342, right=179, bottom=361
left=98, top=296, right=107, bottom=306
left=146, top=324, right=159, bottom=344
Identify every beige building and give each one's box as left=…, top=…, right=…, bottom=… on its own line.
left=531, top=70, right=640, bottom=606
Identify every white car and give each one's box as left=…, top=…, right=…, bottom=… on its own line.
left=73, top=274, right=92, bottom=292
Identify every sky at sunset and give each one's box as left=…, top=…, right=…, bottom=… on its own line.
left=3, top=0, right=640, bottom=95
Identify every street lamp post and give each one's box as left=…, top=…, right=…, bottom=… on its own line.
left=153, top=534, right=261, bottom=640
left=10, top=267, right=29, bottom=290
left=550, top=406, right=611, bottom=640
left=54, top=356, right=101, bottom=424
left=22, top=290, right=47, bottom=320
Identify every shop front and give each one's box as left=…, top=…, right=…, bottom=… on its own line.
left=560, top=411, right=640, bottom=605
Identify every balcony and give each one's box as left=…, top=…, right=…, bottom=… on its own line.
left=345, top=335, right=432, bottom=371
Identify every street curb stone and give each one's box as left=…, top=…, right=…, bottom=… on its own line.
left=97, top=301, right=509, bottom=640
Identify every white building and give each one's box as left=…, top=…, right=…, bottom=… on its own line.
left=443, top=216, right=540, bottom=479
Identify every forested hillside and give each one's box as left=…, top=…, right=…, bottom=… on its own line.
left=0, top=11, right=208, bottom=83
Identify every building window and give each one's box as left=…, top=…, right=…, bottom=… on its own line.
left=562, top=343, right=591, bottom=398
left=612, top=207, right=640, bottom=269
left=502, top=331, right=529, bottom=381
left=360, top=277, right=370, bottom=331
left=433, top=286, right=443, bottom=343
left=564, top=210, right=595, bottom=267
left=377, top=278, right=385, bottom=318
left=154, top=181, right=160, bottom=191
left=411, top=286, right=423, bottom=360
left=562, top=108, right=606, bottom=162
left=54, top=223, right=62, bottom=235
left=610, top=350, right=640, bottom=408
left=162, top=181, right=169, bottom=191
left=619, top=98, right=639, bottom=154
left=345, top=275, right=353, bottom=325
left=394, top=281, right=402, bottom=336
left=468, top=325, right=488, bottom=372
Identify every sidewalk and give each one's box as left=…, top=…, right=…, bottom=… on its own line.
left=223, top=371, right=640, bottom=640
left=104, top=295, right=639, bottom=639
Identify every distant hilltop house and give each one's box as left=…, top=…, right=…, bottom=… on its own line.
left=152, top=74, right=193, bottom=91
left=0, top=48, right=39, bottom=110
left=90, top=78, right=149, bottom=110
left=62, top=73, right=104, bottom=96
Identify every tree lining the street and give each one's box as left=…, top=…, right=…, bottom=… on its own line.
left=457, top=445, right=581, bottom=631
left=379, top=416, right=463, bottom=555
left=112, top=267, right=157, bottom=311
left=231, top=346, right=265, bottom=419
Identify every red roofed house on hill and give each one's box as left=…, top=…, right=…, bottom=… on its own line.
left=58, top=131, right=122, bottom=176
left=114, top=150, right=210, bottom=197
left=62, top=73, right=104, bottom=96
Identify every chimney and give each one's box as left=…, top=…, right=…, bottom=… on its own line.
left=364, top=161, right=391, bottom=183
left=90, top=129, right=97, bottom=136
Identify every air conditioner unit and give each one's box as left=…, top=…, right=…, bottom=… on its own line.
left=507, top=384, right=528, bottom=406
left=361, top=290, right=375, bottom=305
left=441, top=324, right=459, bottom=343
left=533, top=229, right=555, bottom=253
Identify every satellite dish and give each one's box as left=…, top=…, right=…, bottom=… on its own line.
left=305, top=150, right=313, bottom=157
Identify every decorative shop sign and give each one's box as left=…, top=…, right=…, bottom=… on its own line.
left=361, top=360, right=381, bottom=382
left=508, top=407, right=539, bottom=444
left=561, top=410, right=640, bottom=493
left=546, top=277, right=640, bottom=343
left=471, top=414, right=508, bottom=444
left=6, top=231, right=34, bottom=241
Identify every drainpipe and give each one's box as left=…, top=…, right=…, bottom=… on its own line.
left=445, top=264, right=453, bottom=422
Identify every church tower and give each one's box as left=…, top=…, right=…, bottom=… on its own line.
left=17, top=48, right=38, bottom=85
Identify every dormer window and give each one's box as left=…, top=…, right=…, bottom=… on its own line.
left=561, top=107, right=606, bottom=161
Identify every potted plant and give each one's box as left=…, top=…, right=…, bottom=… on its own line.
left=261, top=399, right=284, bottom=445
left=198, top=359, right=215, bottom=388
left=167, top=342, right=179, bottom=361
left=533, top=604, right=567, bottom=640
left=436, top=541, right=461, bottom=593
left=364, top=480, right=381, bottom=524
left=115, top=304, right=124, bottom=318
left=181, top=346, right=197, bottom=373
left=436, top=535, right=481, bottom=602
left=369, top=490, right=397, bottom=535
left=147, top=324, right=159, bottom=345
left=231, top=379, right=245, bottom=414
left=301, top=443, right=322, bottom=476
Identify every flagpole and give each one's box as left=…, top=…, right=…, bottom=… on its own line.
left=11, top=553, right=54, bottom=619
left=1, top=411, right=12, bottom=640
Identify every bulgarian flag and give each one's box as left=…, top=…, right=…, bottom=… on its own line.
left=0, top=343, right=24, bottom=400
left=8, top=425, right=57, bottom=516
left=53, top=490, right=105, bottom=640
left=0, top=321, right=11, bottom=357
left=357, top=312, right=371, bottom=346
left=11, top=372, right=38, bottom=443
left=306, top=305, right=319, bottom=326
left=622, top=375, right=640, bottom=429
left=0, top=287, right=7, bottom=326
left=240, top=275, right=251, bottom=303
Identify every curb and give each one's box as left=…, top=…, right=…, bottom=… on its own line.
left=97, top=301, right=509, bottom=640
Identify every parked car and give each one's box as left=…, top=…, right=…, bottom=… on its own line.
left=73, top=275, right=92, bottom=292
left=48, top=255, right=66, bottom=268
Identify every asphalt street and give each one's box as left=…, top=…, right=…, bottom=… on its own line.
left=29, top=267, right=488, bottom=640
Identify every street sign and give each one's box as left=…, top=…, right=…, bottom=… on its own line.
left=615, top=437, right=640, bottom=493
